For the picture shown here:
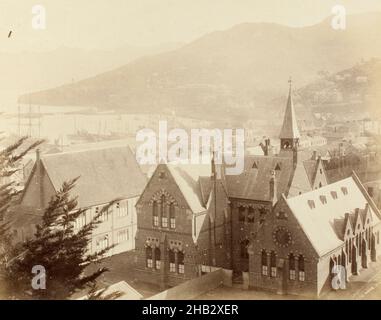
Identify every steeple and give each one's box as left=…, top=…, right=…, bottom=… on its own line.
left=279, top=78, right=300, bottom=152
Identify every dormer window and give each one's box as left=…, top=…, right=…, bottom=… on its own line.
left=319, top=195, right=327, bottom=205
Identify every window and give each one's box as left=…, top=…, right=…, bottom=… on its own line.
left=153, top=201, right=159, bottom=226
left=307, top=200, right=315, bottom=209
left=261, top=250, right=268, bottom=276
left=247, top=207, right=255, bottom=223
left=74, top=212, right=86, bottom=229
left=289, top=254, right=296, bottom=280
left=162, top=217, right=168, bottom=228
left=270, top=251, right=277, bottom=277
left=117, top=202, right=128, bottom=218
left=341, top=187, right=348, bottom=195
left=240, top=239, right=249, bottom=259
left=117, top=229, right=129, bottom=243
left=161, top=195, right=167, bottom=227
left=238, top=206, right=246, bottom=222
left=98, top=209, right=109, bottom=222
left=169, top=203, right=176, bottom=229
left=331, top=191, right=338, bottom=200
left=96, top=235, right=109, bottom=251
left=169, top=250, right=176, bottom=273
left=146, top=247, right=153, bottom=268
left=319, top=195, right=327, bottom=204
left=178, top=251, right=185, bottom=274
left=155, top=248, right=161, bottom=270
left=298, top=255, right=305, bottom=281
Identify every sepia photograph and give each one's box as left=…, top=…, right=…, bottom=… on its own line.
left=1, top=0, right=381, bottom=310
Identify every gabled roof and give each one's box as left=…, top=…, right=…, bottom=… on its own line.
left=279, top=86, right=301, bottom=140
left=166, top=163, right=212, bottom=214
left=285, top=175, right=381, bottom=257
left=226, top=155, right=297, bottom=201
left=38, top=146, right=147, bottom=208
left=303, top=160, right=318, bottom=186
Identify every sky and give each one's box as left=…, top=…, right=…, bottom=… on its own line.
left=0, top=0, right=381, bottom=51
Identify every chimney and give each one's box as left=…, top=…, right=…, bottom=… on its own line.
left=270, top=170, right=277, bottom=204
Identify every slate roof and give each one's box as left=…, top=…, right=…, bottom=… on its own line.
left=303, top=159, right=318, bottom=186
left=38, top=146, right=147, bottom=208
left=226, top=155, right=296, bottom=201
left=279, top=88, right=301, bottom=139
left=285, top=175, right=381, bottom=257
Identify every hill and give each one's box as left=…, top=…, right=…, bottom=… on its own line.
left=19, top=13, right=381, bottom=122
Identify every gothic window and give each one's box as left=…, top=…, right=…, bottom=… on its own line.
left=240, top=239, right=249, bottom=259
left=247, top=207, right=255, bottom=223
left=298, top=255, right=305, bottom=281
left=178, top=251, right=185, bottom=274
left=146, top=246, right=153, bottom=268
left=155, top=247, right=161, bottom=270
left=169, top=202, right=176, bottom=229
left=161, top=195, right=168, bottom=227
left=169, top=249, right=176, bottom=273
left=153, top=201, right=159, bottom=226
left=238, top=206, right=246, bottom=222
left=289, top=253, right=296, bottom=280
left=275, top=163, right=281, bottom=171
left=270, top=251, right=277, bottom=277
left=261, top=250, right=268, bottom=276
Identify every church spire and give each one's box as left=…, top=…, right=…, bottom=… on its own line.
left=279, top=77, right=300, bottom=140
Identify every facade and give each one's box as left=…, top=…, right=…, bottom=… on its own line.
left=11, top=146, right=147, bottom=256
left=249, top=173, right=381, bottom=296
left=136, top=83, right=365, bottom=297
left=135, top=161, right=231, bottom=288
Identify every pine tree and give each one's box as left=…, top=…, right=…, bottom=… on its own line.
left=0, top=137, right=43, bottom=298
left=8, top=178, right=116, bottom=300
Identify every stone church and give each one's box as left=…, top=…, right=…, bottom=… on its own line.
left=135, top=82, right=381, bottom=296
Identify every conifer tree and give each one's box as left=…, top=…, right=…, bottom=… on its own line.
left=8, top=178, right=116, bottom=299
left=0, top=137, right=43, bottom=297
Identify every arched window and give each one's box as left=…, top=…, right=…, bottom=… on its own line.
left=261, top=250, right=268, bottom=276
left=155, top=247, right=161, bottom=270
left=178, top=251, right=185, bottom=274
left=169, top=249, right=176, bottom=273
left=146, top=246, right=153, bottom=268
left=238, top=206, right=246, bottom=222
left=152, top=201, right=159, bottom=226
left=298, top=255, right=305, bottom=281
left=169, top=202, right=176, bottom=229
left=161, top=195, right=168, bottom=228
left=247, top=207, right=255, bottom=223
left=240, top=239, right=249, bottom=259
left=270, top=251, right=277, bottom=277
left=289, top=253, right=296, bottom=280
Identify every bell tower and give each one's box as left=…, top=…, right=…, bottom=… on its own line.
left=279, top=78, right=300, bottom=158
